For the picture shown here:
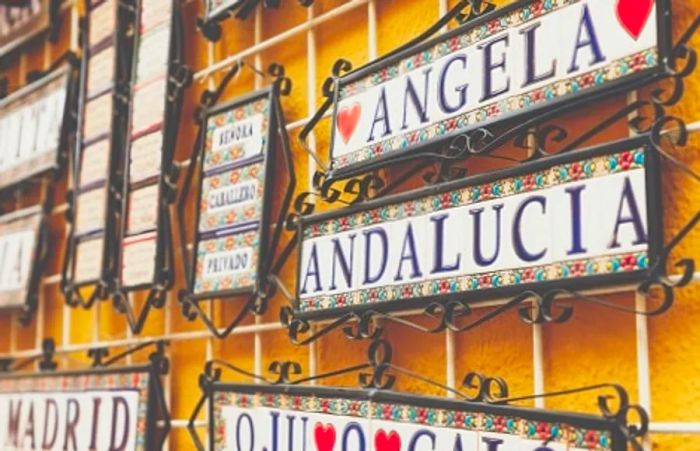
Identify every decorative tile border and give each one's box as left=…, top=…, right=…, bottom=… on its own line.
left=311, top=149, right=645, bottom=239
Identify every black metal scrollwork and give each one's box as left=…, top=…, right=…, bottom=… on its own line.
left=197, top=0, right=315, bottom=42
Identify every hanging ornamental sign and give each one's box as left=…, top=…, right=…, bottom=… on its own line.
left=0, top=206, right=45, bottom=313
left=296, top=137, right=661, bottom=319
left=0, top=66, right=73, bottom=191
left=328, top=0, right=669, bottom=177
left=0, top=0, right=50, bottom=55
left=117, top=0, right=185, bottom=297
left=63, top=0, right=137, bottom=306
left=0, top=364, right=166, bottom=450
left=189, top=88, right=283, bottom=300
left=208, top=384, right=627, bottom=451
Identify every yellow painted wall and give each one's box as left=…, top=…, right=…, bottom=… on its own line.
left=1, top=0, right=699, bottom=450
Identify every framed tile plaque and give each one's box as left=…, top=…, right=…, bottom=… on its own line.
left=62, top=0, right=137, bottom=307
left=206, top=384, right=629, bottom=451
left=296, top=136, right=662, bottom=320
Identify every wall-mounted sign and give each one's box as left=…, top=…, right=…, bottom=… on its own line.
left=116, top=0, right=181, bottom=293
left=63, top=0, right=136, bottom=304
left=0, top=0, right=50, bottom=55
left=329, top=0, right=669, bottom=177
left=208, top=384, right=626, bottom=451
left=0, top=206, right=44, bottom=312
left=0, top=365, right=164, bottom=450
left=297, top=137, right=661, bottom=319
left=190, top=89, right=280, bottom=299
left=0, top=66, right=72, bottom=191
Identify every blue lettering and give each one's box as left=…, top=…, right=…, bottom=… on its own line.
left=402, top=68, right=433, bottom=130
left=438, top=55, right=469, bottom=114
left=236, top=413, right=254, bottom=451
left=569, top=4, right=606, bottom=73
left=513, top=195, right=548, bottom=262
left=481, top=437, right=504, bottom=451
left=479, top=34, right=510, bottom=101
left=408, top=430, right=435, bottom=451
left=300, top=244, right=322, bottom=294
left=520, top=21, right=556, bottom=87
left=565, top=185, right=587, bottom=255
left=431, top=214, right=461, bottom=274
left=363, top=228, right=389, bottom=284
left=342, top=423, right=366, bottom=451
left=470, top=204, right=504, bottom=267
left=610, top=176, right=647, bottom=248
left=330, top=235, right=356, bottom=290
left=368, top=87, right=392, bottom=142
left=395, top=223, right=422, bottom=281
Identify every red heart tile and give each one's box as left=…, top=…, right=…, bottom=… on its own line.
left=616, top=0, right=654, bottom=40
left=314, top=422, right=336, bottom=451
left=375, top=429, right=401, bottom=451
left=336, top=102, right=362, bottom=144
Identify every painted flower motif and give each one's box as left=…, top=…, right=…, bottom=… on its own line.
left=531, top=0, right=543, bottom=15
left=522, top=268, right=536, bottom=282
left=439, top=279, right=451, bottom=294
left=621, top=254, right=638, bottom=271
left=630, top=53, right=646, bottom=71
left=570, top=260, right=586, bottom=277
left=537, top=422, right=551, bottom=440
left=584, top=430, right=599, bottom=449
left=479, top=274, right=492, bottom=288
left=569, top=162, right=583, bottom=179
left=580, top=73, right=595, bottom=88
left=382, top=404, right=392, bottom=419
left=523, top=174, right=536, bottom=190
left=493, top=416, right=507, bottom=432
left=620, top=151, right=634, bottom=170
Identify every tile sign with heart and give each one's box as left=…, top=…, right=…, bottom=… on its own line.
left=190, top=89, right=278, bottom=299
left=329, top=0, right=668, bottom=177
left=210, top=385, right=627, bottom=451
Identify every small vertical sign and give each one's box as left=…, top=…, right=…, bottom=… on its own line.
left=190, top=89, right=279, bottom=299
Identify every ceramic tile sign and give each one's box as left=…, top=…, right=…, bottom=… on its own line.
left=118, top=0, right=180, bottom=290
left=0, top=66, right=71, bottom=191
left=0, top=367, right=160, bottom=451
left=191, top=89, right=277, bottom=299
left=0, top=0, right=49, bottom=54
left=209, top=385, right=626, bottom=451
left=297, top=137, right=661, bottom=319
left=0, top=206, right=43, bottom=311
left=329, top=0, right=669, bottom=177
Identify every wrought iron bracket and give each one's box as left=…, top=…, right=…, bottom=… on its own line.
left=197, top=0, right=315, bottom=42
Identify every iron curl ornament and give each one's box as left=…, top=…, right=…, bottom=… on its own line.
left=273, top=4, right=700, bottom=347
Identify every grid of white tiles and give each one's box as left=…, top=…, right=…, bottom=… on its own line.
left=3, top=1, right=700, bottom=450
